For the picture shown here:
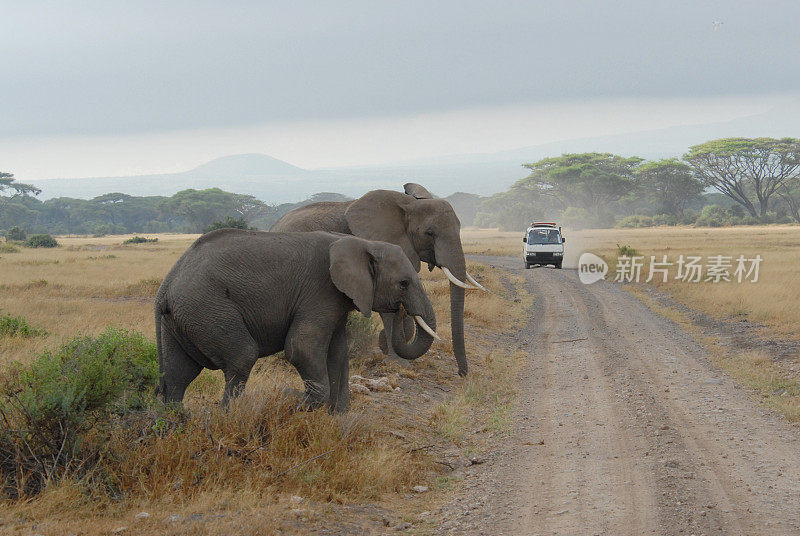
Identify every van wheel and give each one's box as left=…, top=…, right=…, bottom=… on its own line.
left=524, top=262, right=531, bottom=269
left=554, top=262, right=562, bottom=269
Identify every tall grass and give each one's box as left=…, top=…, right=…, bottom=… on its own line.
left=0, top=328, right=426, bottom=504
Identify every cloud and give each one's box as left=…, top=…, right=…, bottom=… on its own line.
left=2, top=1, right=799, bottom=138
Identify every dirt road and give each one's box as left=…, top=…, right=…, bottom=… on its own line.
left=441, top=256, right=800, bottom=535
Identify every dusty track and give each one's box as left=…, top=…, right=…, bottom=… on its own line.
left=441, top=256, right=800, bottom=535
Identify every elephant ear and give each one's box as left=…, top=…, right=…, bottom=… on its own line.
left=403, top=183, right=434, bottom=199
left=344, top=190, right=421, bottom=272
left=329, top=236, right=376, bottom=317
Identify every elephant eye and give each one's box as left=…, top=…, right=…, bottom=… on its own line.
left=425, top=229, right=435, bottom=237
left=399, top=279, right=410, bottom=290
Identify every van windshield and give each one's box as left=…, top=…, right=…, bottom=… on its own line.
left=528, top=229, right=561, bottom=245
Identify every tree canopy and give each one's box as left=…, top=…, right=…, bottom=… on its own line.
left=634, top=158, right=704, bottom=216
left=517, top=153, right=643, bottom=217
left=684, top=137, right=800, bottom=217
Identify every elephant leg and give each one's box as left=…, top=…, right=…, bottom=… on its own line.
left=285, top=321, right=332, bottom=410
left=327, top=320, right=349, bottom=413
left=222, top=368, right=251, bottom=407
left=158, top=324, right=202, bottom=404
left=182, top=301, right=260, bottom=406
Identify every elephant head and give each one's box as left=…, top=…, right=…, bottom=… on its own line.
left=329, top=236, right=438, bottom=360
left=343, top=184, right=484, bottom=376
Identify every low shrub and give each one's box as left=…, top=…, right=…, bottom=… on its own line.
left=617, top=215, right=653, bottom=228
left=0, top=243, right=20, bottom=253
left=0, top=311, right=47, bottom=338
left=0, top=328, right=158, bottom=498
left=695, top=205, right=729, bottom=227
left=202, top=216, right=253, bottom=234
left=652, top=213, right=679, bottom=226
left=24, top=234, right=59, bottom=248
left=122, top=236, right=158, bottom=244
left=616, top=243, right=640, bottom=257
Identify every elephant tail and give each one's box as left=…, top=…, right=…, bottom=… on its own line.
left=154, top=295, right=166, bottom=398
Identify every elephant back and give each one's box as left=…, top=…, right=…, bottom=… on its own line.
left=270, top=200, right=353, bottom=233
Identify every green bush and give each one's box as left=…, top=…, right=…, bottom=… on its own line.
left=0, top=328, right=158, bottom=497
left=695, top=205, right=730, bottom=227
left=0, top=243, right=20, bottom=253
left=652, top=214, right=678, bottom=226
left=0, top=311, right=47, bottom=338
left=123, top=236, right=158, bottom=244
left=616, top=243, right=640, bottom=257
left=202, top=216, right=253, bottom=234
left=24, top=234, right=59, bottom=248
left=617, top=215, right=653, bottom=228
left=5, top=226, right=26, bottom=242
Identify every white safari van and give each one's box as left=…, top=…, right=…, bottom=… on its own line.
left=522, top=222, right=565, bottom=269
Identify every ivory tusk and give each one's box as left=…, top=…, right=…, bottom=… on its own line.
left=441, top=267, right=474, bottom=289
left=466, top=272, right=489, bottom=292
left=414, top=315, right=443, bottom=341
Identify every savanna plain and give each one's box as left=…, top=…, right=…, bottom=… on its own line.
left=2, top=226, right=800, bottom=535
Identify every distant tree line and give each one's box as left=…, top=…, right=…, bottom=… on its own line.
left=0, top=174, right=352, bottom=236
left=473, top=137, right=800, bottom=230
left=3, top=137, right=799, bottom=235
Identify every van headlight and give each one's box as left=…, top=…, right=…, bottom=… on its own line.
left=554, top=252, right=563, bottom=256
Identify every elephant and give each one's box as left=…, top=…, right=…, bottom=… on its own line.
left=271, top=183, right=486, bottom=377
left=154, top=229, right=438, bottom=412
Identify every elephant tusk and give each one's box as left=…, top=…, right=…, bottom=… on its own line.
left=441, top=267, right=475, bottom=290
left=414, top=315, right=442, bottom=341
left=466, top=272, right=489, bottom=293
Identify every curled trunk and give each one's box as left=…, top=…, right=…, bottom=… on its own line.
left=391, top=302, right=435, bottom=361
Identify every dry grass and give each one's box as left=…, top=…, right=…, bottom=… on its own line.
left=562, top=225, right=800, bottom=338
left=464, top=225, right=800, bottom=337
left=0, top=233, right=529, bottom=533
left=0, top=234, right=197, bottom=367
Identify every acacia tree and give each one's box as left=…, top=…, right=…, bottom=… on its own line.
left=157, top=188, right=270, bottom=231
left=684, top=138, right=800, bottom=218
left=0, top=172, right=41, bottom=197
left=634, top=158, right=704, bottom=216
left=517, top=153, right=643, bottom=219
left=0, top=172, right=43, bottom=230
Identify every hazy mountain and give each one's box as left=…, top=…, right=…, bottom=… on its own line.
left=30, top=104, right=800, bottom=203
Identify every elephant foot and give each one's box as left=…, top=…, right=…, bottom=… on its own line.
left=385, top=352, right=413, bottom=368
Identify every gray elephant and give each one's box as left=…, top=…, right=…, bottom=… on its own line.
left=271, top=183, right=485, bottom=376
left=154, top=229, right=438, bottom=412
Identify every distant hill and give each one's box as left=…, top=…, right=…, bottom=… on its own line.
left=443, top=192, right=486, bottom=227
left=29, top=103, right=800, bottom=203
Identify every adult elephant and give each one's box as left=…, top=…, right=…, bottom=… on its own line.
left=155, top=229, right=438, bottom=412
left=271, top=184, right=485, bottom=376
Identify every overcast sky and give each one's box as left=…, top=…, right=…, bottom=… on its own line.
left=2, top=0, right=799, bottom=179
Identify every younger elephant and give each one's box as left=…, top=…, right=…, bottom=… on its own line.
left=154, top=229, right=438, bottom=412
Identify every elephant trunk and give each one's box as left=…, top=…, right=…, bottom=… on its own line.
left=436, top=241, right=468, bottom=376
left=391, top=291, right=436, bottom=361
